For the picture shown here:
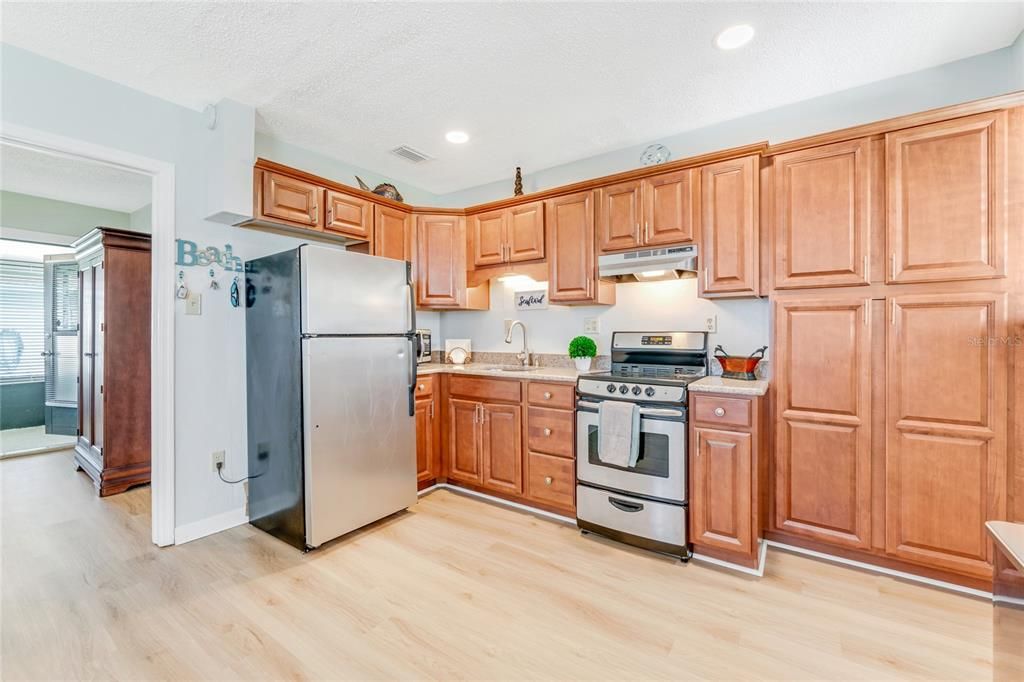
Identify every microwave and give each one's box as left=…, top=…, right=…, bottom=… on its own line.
left=415, top=329, right=432, bottom=364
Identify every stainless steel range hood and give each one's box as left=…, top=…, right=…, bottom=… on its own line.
left=598, top=245, right=699, bottom=283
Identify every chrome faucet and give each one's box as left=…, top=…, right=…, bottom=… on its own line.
left=504, top=320, right=532, bottom=367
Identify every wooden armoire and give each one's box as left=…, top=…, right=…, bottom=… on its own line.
left=72, top=227, right=152, bottom=496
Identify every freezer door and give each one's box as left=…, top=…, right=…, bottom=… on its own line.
left=302, top=336, right=417, bottom=547
left=300, top=245, right=412, bottom=335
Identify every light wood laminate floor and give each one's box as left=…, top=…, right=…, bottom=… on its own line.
left=2, top=451, right=994, bottom=680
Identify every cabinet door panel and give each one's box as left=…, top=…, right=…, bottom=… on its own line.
left=448, top=399, right=481, bottom=483
left=699, top=156, right=759, bottom=296
left=471, top=209, right=506, bottom=267
left=547, top=191, right=596, bottom=302
left=598, top=181, right=642, bottom=253
left=79, top=267, right=94, bottom=448
left=774, top=138, right=871, bottom=289
left=886, top=292, right=1007, bottom=577
left=886, top=111, right=1007, bottom=284
left=691, top=427, right=753, bottom=555
left=415, top=398, right=434, bottom=483
left=373, top=205, right=412, bottom=261
left=416, top=215, right=465, bottom=307
left=325, top=190, right=372, bottom=239
left=643, top=169, right=695, bottom=246
left=92, top=263, right=104, bottom=454
left=482, top=403, right=522, bottom=494
left=508, top=201, right=545, bottom=262
left=774, top=297, right=871, bottom=549
left=261, top=171, right=321, bottom=227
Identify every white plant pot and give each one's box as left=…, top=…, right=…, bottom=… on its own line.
left=574, top=357, right=593, bottom=372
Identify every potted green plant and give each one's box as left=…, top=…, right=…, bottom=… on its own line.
left=568, top=335, right=598, bottom=372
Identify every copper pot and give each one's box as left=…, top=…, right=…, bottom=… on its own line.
left=713, top=345, right=767, bottom=380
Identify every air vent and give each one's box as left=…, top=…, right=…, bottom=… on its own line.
left=390, top=145, right=433, bottom=164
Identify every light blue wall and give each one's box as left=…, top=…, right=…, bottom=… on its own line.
left=0, top=190, right=130, bottom=239
left=437, top=37, right=1024, bottom=207
left=255, top=133, right=438, bottom=206
left=129, top=203, right=152, bottom=232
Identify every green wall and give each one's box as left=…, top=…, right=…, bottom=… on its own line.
left=0, top=190, right=131, bottom=240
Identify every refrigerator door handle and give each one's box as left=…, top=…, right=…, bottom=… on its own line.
left=406, top=263, right=416, bottom=334
left=407, top=336, right=417, bottom=417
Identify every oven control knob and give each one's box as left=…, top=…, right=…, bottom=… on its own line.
left=645, top=387, right=656, bottom=397
left=631, top=385, right=642, bottom=395
left=618, top=385, right=629, bottom=395
left=606, top=384, right=617, bottom=393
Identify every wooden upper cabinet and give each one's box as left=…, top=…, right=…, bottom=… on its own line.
left=471, top=209, right=506, bottom=267
left=546, top=191, right=613, bottom=305
left=260, top=171, right=322, bottom=228
left=773, top=296, right=872, bottom=550
left=886, top=111, right=1007, bottom=284
left=481, top=402, right=523, bottom=495
left=690, top=426, right=754, bottom=556
left=507, top=201, right=545, bottom=262
left=598, top=180, right=642, bottom=252
left=643, top=169, right=696, bottom=246
left=416, top=214, right=465, bottom=308
left=373, top=205, right=412, bottom=262
left=324, top=190, right=372, bottom=240
left=885, top=291, right=1007, bottom=578
left=698, top=155, right=760, bottom=297
left=773, top=138, right=872, bottom=289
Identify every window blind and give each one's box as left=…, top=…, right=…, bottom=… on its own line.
left=0, top=259, right=45, bottom=383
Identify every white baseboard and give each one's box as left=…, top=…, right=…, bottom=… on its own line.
left=765, top=540, right=993, bottom=600
left=692, top=539, right=768, bottom=577
left=174, top=507, right=248, bottom=545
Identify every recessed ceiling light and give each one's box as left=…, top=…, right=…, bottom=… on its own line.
left=715, top=24, right=755, bottom=50
left=445, top=130, right=470, bottom=144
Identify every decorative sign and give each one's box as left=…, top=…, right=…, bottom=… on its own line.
left=514, top=289, right=548, bottom=311
left=176, top=239, right=243, bottom=272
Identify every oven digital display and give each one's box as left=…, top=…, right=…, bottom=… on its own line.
left=641, top=335, right=672, bottom=346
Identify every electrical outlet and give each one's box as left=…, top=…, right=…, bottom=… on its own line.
left=583, top=317, right=600, bottom=334
left=211, top=450, right=225, bottom=473
left=704, top=316, right=717, bottom=333
left=186, top=292, right=202, bottom=316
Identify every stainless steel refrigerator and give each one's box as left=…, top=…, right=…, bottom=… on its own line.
left=245, top=244, right=418, bottom=550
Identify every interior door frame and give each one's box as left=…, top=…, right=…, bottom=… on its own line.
left=1, top=123, right=176, bottom=547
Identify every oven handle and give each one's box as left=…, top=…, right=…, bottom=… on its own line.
left=576, top=400, right=684, bottom=419
left=608, top=497, right=644, bottom=513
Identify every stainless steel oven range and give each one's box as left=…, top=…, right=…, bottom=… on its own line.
left=575, top=331, right=708, bottom=560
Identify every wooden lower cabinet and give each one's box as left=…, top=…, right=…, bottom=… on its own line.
left=688, top=393, right=765, bottom=567
left=414, top=376, right=439, bottom=488
left=444, top=379, right=575, bottom=514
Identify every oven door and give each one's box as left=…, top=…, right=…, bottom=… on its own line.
left=576, top=400, right=686, bottom=503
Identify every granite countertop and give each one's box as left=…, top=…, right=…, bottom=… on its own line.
left=417, top=362, right=583, bottom=383
left=688, top=376, right=770, bottom=397
left=987, top=521, right=1024, bottom=573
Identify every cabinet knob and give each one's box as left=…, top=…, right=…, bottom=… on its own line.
left=714, top=407, right=726, bottom=417
left=543, top=428, right=552, bottom=436
left=543, top=391, right=552, bottom=399
left=544, top=476, right=553, bottom=486
left=418, top=384, right=425, bottom=390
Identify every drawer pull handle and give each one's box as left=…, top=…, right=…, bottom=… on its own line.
left=543, top=391, right=552, bottom=399
left=714, top=407, right=726, bottom=417
left=608, top=497, right=644, bottom=513
left=543, top=428, right=552, bottom=436
left=544, top=476, right=553, bottom=486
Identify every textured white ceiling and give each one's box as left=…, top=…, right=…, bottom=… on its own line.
left=0, top=144, right=152, bottom=212
left=2, top=2, right=1021, bottom=195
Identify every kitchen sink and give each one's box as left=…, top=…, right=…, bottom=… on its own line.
left=486, top=365, right=544, bottom=372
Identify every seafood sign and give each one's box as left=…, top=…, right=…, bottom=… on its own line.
left=176, top=239, right=243, bottom=272
left=514, top=289, right=548, bottom=311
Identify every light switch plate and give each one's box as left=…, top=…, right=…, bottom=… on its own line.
left=583, top=317, right=600, bottom=333
left=704, top=315, right=717, bottom=333
left=186, top=292, right=202, bottom=315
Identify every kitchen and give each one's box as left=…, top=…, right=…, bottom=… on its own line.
left=2, top=3, right=1023, bottom=679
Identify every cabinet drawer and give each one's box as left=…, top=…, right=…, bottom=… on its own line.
left=527, top=452, right=574, bottom=510
left=527, top=382, right=575, bottom=409
left=692, top=394, right=751, bottom=429
left=414, top=375, right=435, bottom=399
left=449, top=375, right=522, bottom=403
left=527, top=407, right=574, bottom=458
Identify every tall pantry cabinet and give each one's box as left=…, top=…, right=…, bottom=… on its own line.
left=770, top=105, right=1018, bottom=584
left=73, top=228, right=152, bottom=497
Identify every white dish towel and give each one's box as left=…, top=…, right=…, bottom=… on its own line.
left=598, top=400, right=640, bottom=468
